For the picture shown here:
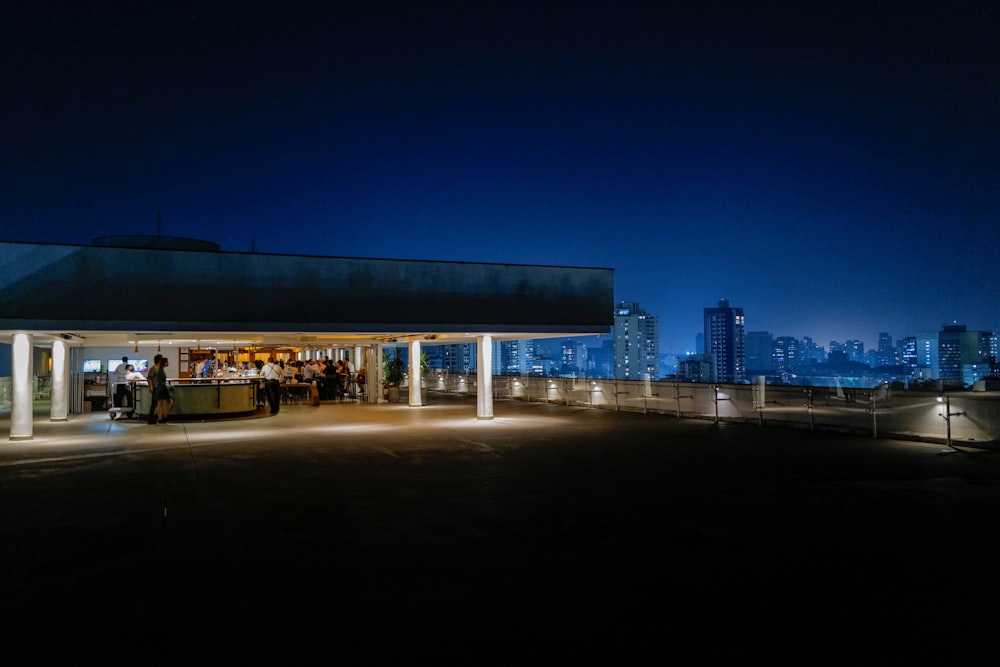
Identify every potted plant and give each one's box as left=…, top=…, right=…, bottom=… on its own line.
left=382, top=347, right=406, bottom=402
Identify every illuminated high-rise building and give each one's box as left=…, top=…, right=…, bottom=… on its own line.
left=877, top=332, right=894, bottom=366
left=613, top=301, right=659, bottom=380
left=939, top=324, right=994, bottom=388
left=492, top=339, right=536, bottom=375
left=898, top=336, right=918, bottom=369
left=704, top=298, right=746, bottom=383
left=442, top=342, right=476, bottom=374
left=916, top=331, right=939, bottom=377
left=772, top=336, right=799, bottom=371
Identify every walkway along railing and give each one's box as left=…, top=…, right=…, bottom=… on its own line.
left=418, top=373, right=1000, bottom=449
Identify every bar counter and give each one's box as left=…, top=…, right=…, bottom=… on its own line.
left=132, top=377, right=262, bottom=420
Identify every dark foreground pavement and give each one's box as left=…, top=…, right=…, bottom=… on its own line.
left=2, top=394, right=1000, bottom=662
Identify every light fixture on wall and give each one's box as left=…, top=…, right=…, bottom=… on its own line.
left=134, top=341, right=139, bottom=353
left=157, top=341, right=162, bottom=352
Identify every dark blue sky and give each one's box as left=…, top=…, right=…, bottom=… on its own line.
left=2, top=1, right=997, bottom=354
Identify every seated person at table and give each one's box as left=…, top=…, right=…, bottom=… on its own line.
left=336, top=359, right=351, bottom=397
left=355, top=367, right=366, bottom=397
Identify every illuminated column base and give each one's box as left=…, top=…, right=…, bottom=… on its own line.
left=11, top=333, right=34, bottom=440
left=50, top=339, right=69, bottom=421
left=477, top=335, right=493, bottom=420
left=408, top=340, right=422, bottom=407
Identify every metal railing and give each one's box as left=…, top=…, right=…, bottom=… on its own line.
left=422, top=373, right=1000, bottom=448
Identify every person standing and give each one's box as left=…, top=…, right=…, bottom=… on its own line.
left=146, top=354, right=163, bottom=424
left=344, top=355, right=356, bottom=399
left=148, top=356, right=173, bottom=424
left=260, top=357, right=282, bottom=414
left=114, top=355, right=131, bottom=416
left=202, top=353, right=217, bottom=378
left=155, top=357, right=174, bottom=423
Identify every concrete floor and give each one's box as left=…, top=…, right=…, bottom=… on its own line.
left=2, top=394, right=1000, bottom=662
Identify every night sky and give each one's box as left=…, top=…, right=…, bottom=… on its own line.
left=2, top=1, right=997, bottom=355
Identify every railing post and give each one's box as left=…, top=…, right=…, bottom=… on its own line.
left=868, top=391, right=877, bottom=439
left=804, top=388, right=814, bottom=431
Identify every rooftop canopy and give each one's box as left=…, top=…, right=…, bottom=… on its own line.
left=0, top=240, right=614, bottom=348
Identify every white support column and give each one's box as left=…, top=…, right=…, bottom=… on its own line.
left=363, top=346, right=377, bottom=403
left=11, top=333, right=34, bottom=440
left=50, top=339, right=69, bottom=422
left=353, top=346, right=362, bottom=370
left=376, top=344, right=386, bottom=403
left=477, top=335, right=493, bottom=420
left=408, top=340, right=422, bottom=407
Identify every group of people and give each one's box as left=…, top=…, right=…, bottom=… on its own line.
left=114, top=353, right=367, bottom=422
left=256, top=357, right=366, bottom=414
left=112, top=354, right=171, bottom=423
left=146, top=354, right=173, bottom=424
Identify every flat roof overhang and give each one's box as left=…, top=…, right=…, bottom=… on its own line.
left=0, top=241, right=614, bottom=348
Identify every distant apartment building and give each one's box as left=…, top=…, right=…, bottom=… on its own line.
left=745, top=331, right=774, bottom=372
left=898, top=336, right=918, bottom=369
left=559, top=339, right=586, bottom=376
left=445, top=342, right=476, bottom=374
left=425, top=342, right=477, bottom=374
left=704, top=298, right=746, bottom=383
left=939, top=323, right=994, bottom=388
left=829, top=339, right=865, bottom=363
left=916, top=331, right=939, bottom=378
left=586, top=338, right=615, bottom=378
left=800, top=336, right=824, bottom=363
left=613, top=300, right=660, bottom=380
left=939, top=324, right=969, bottom=386
left=845, top=339, right=865, bottom=363
left=877, top=332, right=894, bottom=366
left=986, top=332, right=999, bottom=364
left=677, top=354, right=715, bottom=383
left=492, top=339, right=535, bottom=375
left=772, top=336, right=800, bottom=371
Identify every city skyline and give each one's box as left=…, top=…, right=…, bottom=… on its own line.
left=2, top=3, right=996, bottom=355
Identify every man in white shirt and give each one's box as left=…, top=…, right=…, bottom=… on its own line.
left=259, top=357, right=283, bottom=414
left=114, top=356, right=133, bottom=417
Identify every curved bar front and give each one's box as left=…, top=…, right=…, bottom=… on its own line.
left=133, top=378, right=262, bottom=420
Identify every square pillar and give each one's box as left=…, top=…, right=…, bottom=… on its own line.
left=408, top=340, right=422, bottom=407
left=477, top=335, right=493, bottom=420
